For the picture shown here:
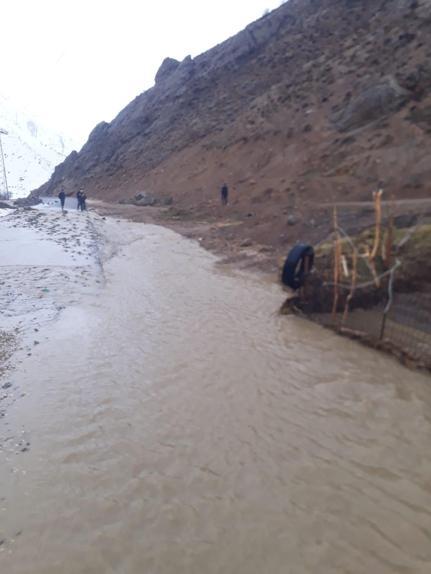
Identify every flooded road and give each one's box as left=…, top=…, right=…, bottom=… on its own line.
left=1, top=214, right=431, bottom=573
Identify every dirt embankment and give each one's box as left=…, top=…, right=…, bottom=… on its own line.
left=92, top=197, right=431, bottom=282
left=31, top=0, right=431, bottom=253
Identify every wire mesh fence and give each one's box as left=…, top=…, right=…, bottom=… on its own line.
left=283, top=193, right=431, bottom=371
left=303, top=291, right=431, bottom=370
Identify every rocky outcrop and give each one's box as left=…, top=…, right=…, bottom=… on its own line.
left=155, top=58, right=180, bottom=84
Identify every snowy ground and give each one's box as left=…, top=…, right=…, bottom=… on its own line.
left=0, top=207, right=105, bottom=405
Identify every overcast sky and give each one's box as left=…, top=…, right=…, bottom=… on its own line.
left=2, top=0, right=283, bottom=146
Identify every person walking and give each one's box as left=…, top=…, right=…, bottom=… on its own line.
left=220, top=183, right=229, bottom=206
left=81, top=192, right=87, bottom=211
left=76, top=190, right=82, bottom=210
left=58, top=189, right=66, bottom=212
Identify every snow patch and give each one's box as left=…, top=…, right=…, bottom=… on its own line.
left=0, top=94, right=77, bottom=199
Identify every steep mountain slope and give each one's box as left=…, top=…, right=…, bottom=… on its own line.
left=0, top=95, right=75, bottom=198
left=33, top=0, right=431, bottom=243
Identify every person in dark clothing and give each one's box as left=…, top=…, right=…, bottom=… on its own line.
left=220, top=183, right=229, bottom=206
left=76, top=190, right=82, bottom=210
left=58, top=189, right=66, bottom=211
left=81, top=192, right=87, bottom=211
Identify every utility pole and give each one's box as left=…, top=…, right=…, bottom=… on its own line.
left=0, top=128, right=10, bottom=200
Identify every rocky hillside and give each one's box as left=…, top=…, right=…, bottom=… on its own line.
left=33, top=0, right=431, bottom=244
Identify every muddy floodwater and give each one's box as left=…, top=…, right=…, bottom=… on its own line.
left=1, top=211, right=431, bottom=574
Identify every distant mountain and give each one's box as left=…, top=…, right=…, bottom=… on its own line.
left=0, top=95, right=76, bottom=198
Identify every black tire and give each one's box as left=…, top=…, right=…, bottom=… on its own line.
left=281, top=244, right=314, bottom=290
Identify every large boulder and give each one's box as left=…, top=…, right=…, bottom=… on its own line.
left=333, top=76, right=411, bottom=132
left=134, top=192, right=157, bottom=206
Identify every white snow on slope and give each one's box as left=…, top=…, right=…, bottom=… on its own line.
left=0, top=94, right=77, bottom=199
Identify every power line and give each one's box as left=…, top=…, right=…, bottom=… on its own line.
left=0, top=128, right=10, bottom=200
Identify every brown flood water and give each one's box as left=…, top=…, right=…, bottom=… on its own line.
left=1, top=221, right=431, bottom=574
